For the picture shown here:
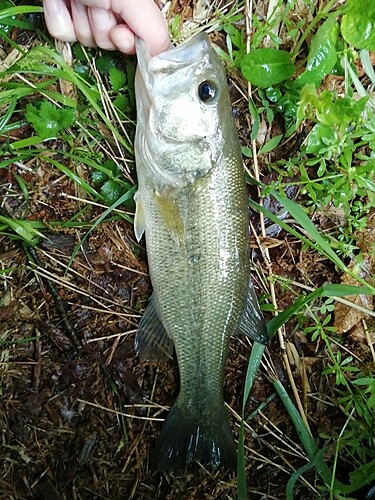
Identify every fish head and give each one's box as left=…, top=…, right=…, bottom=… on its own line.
left=135, top=33, right=230, bottom=187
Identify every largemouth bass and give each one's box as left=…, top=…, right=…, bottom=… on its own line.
left=134, top=32, right=269, bottom=471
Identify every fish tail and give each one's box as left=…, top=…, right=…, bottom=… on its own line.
left=150, top=399, right=236, bottom=471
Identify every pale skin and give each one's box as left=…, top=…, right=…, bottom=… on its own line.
left=43, top=0, right=170, bottom=56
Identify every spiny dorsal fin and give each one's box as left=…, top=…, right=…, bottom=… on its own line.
left=135, top=294, right=174, bottom=361
left=237, top=281, right=269, bottom=344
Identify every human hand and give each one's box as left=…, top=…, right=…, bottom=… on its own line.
left=43, top=0, right=170, bottom=56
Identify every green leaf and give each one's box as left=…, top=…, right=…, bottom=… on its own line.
left=25, top=101, right=75, bottom=139
left=0, top=5, right=43, bottom=23
left=297, top=87, right=368, bottom=129
left=316, top=91, right=368, bottom=128
left=347, top=459, right=375, bottom=493
left=258, top=134, right=283, bottom=154
left=241, top=48, right=295, bottom=88
left=238, top=341, right=266, bottom=498
left=273, top=380, right=334, bottom=487
left=100, top=180, right=123, bottom=205
left=341, top=0, right=375, bottom=51
left=306, top=123, right=336, bottom=154
left=0, top=216, right=45, bottom=244
left=96, top=54, right=117, bottom=74
left=91, top=170, right=108, bottom=186
left=113, top=94, right=130, bottom=112
left=241, top=146, right=253, bottom=158
left=296, top=16, right=338, bottom=87
left=109, top=67, right=126, bottom=92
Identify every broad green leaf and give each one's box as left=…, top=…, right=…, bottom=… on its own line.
left=100, top=180, right=123, bottom=205
left=316, top=91, right=368, bottom=128
left=109, top=67, right=126, bottom=92
left=346, top=459, right=375, bottom=494
left=341, top=0, right=375, bottom=51
left=296, top=83, right=320, bottom=126
left=96, top=54, right=117, bottom=74
left=91, top=170, right=108, bottom=186
left=113, top=94, right=130, bottom=112
left=306, top=123, right=336, bottom=154
left=241, top=48, right=295, bottom=88
left=25, top=101, right=75, bottom=139
left=296, top=16, right=338, bottom=87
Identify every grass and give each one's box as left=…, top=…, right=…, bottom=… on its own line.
left=0, top=0, right=375, bottom=498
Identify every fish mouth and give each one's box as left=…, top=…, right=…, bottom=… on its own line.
left=135, top=33, right=211, bottom=97
left=149, top=33, right=210, bottom=72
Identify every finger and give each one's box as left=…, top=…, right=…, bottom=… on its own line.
left=88, top=7, right=118, bottom=50
left=75, top=0, right=110, bottom=7
left=116, top=0, right=170, bottom=56
left=109, top=24, right=135, bottom=54
left=43, top=0, right=77, bottom=42
left=71, top=0, right=96, bottom=47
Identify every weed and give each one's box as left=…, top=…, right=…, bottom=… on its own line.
left=235, top=0, right=375, bottom=497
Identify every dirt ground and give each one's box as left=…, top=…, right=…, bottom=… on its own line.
left=1, top=2, right=375, bottom=499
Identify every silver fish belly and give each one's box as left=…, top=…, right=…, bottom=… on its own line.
left=133, top=32, right=268, bottom=471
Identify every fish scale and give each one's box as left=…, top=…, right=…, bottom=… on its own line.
left=133, top=33, right=269, bottom=471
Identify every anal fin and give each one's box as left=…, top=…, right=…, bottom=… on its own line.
left=135, top=294, right=174, bottom=361
left=237, top=281, right=269, bottom=344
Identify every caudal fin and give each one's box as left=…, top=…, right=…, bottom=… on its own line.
left=150, top=401, right=236, bottom=471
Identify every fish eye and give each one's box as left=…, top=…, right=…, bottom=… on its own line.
left=198, top=80, right=217, bottom=103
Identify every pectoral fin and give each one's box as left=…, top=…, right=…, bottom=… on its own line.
left=154, top=190, right=185, bottom=247
left=134, top=191, right=145, bottom=242
left=237, top=282, right=269, bottom=344
left=135, top=294, right=174, bottom=361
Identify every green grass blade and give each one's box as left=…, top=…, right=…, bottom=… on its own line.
left=238, top=342, right=267, bottom=499
left=41, top=156, right=100, bottom=198
left=65, top=187, right=136, bottom=270
left=20, top=46, right=134, bottom=154
left=242, top=343, right=266, bottom=412
left=239, top=280, right=374, bottom=496
left=249, top=197, right=375, bottom=292
left=237, top=419, right=247, bottom=500
left=0, top=216, right=46, bottom=244
left=0, top=6, right=43, bottom=22
left=267, top=283, right=374, bottom=335
left=273, top=379, right=333, bottom=487
left=271, top=191, right=347, bottom=271
left=286, top=458, right=317, bottom=500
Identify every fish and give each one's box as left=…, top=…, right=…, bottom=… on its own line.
left=133, top=32, right=269, bottom=472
